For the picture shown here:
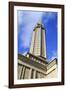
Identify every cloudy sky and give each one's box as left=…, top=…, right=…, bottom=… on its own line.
left=17, top=10, right=57, bottom=61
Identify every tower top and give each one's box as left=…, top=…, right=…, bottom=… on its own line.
left=33, top=21, right=45, bottom=31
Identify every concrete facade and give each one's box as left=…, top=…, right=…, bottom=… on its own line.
left=18, top=54, right=57, bottom=79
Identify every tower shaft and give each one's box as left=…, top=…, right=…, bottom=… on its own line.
left=29, top=22, right=47, bottom=58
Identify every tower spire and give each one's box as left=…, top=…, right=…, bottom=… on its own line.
left=37, top=20, right=42, bottom=25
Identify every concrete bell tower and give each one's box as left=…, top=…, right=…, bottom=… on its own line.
left=29, top=21, right=47, bottom=58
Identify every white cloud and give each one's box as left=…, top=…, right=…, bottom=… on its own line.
left=48, top=51, right=57, bottom=61
left=43, top=12, right=57, bottom=24
left=18, top=11, right=44, bottom=49
left=17, top=11, right=23, bottom=25
left=22, top=51, right=27, bottom=56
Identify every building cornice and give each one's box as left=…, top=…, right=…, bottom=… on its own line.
left=18, top=54, right=57, bottom=75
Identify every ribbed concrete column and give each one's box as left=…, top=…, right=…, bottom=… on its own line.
left=20, top=66, right=25, bottom=79
left=28, top=68, right=32, bottom=79
left=33, top=70, right=36, bottom=79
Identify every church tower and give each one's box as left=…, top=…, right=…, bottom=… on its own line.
left=29, top=22, right=47, bottom=58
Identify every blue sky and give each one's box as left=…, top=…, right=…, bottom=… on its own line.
left=18, top=10, right=57, bottom=61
